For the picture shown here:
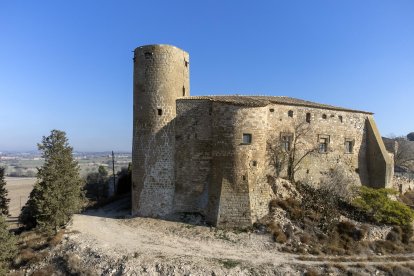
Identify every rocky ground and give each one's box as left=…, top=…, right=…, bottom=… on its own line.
left=10, top=197, right=413, bottom=276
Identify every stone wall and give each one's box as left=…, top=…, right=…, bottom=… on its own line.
left=132, top=45, right=189, bottom=217
left=210, top=104, right=269, bottom=227
left=174, top=99, right=212, bottom=213
left=366, top=117, right=394, bottom=188
left=266, top=104, right=370, bottom=187
left=173, top=100, right=391, bottom=227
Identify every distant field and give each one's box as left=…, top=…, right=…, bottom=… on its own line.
left=5, top=177, right=36, bottom=225
left=1, top=155, right=131, bottom=177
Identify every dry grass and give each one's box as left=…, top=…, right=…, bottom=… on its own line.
left=31, top=265, right=56, bottom=276
left=304, top=267, right=319, bottom=276
left=267, top=222, right=287, bottom=243
left=48, top=229, right=65, bottom=247
left=61, top=253, right=97, bottom=276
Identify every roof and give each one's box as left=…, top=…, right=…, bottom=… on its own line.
left=177, top=95, right=373, bottom=114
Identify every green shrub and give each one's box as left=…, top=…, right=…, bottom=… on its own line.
left=352, top=186, right=414, bottom=226
left=0, top=216, right=17, bottom=274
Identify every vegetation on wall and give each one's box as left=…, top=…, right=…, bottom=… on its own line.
left=19, top=130, right=85, bottom=232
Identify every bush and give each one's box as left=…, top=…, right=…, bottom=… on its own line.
left=0, top=216, right=17, bottom=274
left=336, top=221, right=364, bottom=241
left=116, top=164, right=131, bottom=195
left=84, top=166, right=109, bottom=202
left=352, top=186, right=414, bottom=226
left=267, top=222, right=288, bottom=243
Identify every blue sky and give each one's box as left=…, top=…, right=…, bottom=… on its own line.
left=0, top=1, right=413, bottom=151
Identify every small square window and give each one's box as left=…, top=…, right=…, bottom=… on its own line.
left=288, top=110, right=294, bottom=117
left=242, top=133, right=252, bottom=144
left=345, top=140, right=354, bottom=153
left=269, top=108, right=275, bottom=112
left=157, top=109, right=162, bottom=116
left=252, top=161, right=257, bottom=167
left=322, top=114, right=327, bottom=119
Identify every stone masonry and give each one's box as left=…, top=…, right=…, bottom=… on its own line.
left=132, top=44, right=393, bottom=227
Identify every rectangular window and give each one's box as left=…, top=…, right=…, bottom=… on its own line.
left=242, top=133, right=252, bottom=144
left=345, top=139, right=354, bottom=153
left=157, top=109, right=163, bottom=116
left=318, top=135, right=329, bottom=153
left=281, top=133, right=293, bottom=151
left=306, top=113, right=311, bottom=123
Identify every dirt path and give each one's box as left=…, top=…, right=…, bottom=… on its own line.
left=59, top=199, right=414, bottom=275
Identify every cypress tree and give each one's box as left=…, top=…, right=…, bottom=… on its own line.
left=19, top=130, right=84, bottom=231
left=0, top=167, right=10, bottom=216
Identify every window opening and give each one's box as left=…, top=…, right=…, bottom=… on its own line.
left=281, top=133, right=293, bottom=151
left=269, top=108, right=275, bottom=112
left=144, top=52, right=153, bottom=59
left=345, top=140, right=354, bottom=153
left=319, top=136, right=329, bottom=153
left=157, top=109, right=162, bottom=116
left=339, top=115, right=343, bottom=123
left=306, top=113, right=311, bottom=123
left=252, top=161, right=257, bottom=167
left=242, top=133, right=252, bottom=144
left=182, top=86, right=186, bottom=96
left=288, top=110, right=294, bottom=117
left=322, top=114, right=327, bottom=119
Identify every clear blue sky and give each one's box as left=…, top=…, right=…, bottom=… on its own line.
left=1, top=1, right=413, bottom=151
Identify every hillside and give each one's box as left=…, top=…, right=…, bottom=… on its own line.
left=10, top=196, right=414, bottom=276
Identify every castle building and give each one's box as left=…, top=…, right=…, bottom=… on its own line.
left=132, top=44, right=393, bottom=228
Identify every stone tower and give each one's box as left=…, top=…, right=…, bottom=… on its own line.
left=132, top=44, right=190, bottom=217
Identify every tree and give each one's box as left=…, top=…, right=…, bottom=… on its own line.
left=19, top=130, right=84, bottom=232
left=407, top=132, right=414, bottom=142
left=0, top=216, right=17, bottom=275
left=84, top=165, right=109, bottom=201
left=0, top=168, right=10, bottom=216
left=267, top=122, right=318, bottom=182
left=116, top=163, right=131, bottom=195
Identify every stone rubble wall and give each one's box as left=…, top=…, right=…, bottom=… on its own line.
left=266, top=104, right=369, bottom=187
left=174, top=99, right=212, bottom=213
left=132, top=45, right=189, bottom=217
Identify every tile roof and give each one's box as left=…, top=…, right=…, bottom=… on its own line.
left=177, top=95, right=373, bottom=114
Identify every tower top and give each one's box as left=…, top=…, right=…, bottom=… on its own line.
left=134, top=44, right=188, bottom=54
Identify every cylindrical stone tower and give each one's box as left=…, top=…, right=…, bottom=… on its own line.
left=132, top=44, right=190, bottom=217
